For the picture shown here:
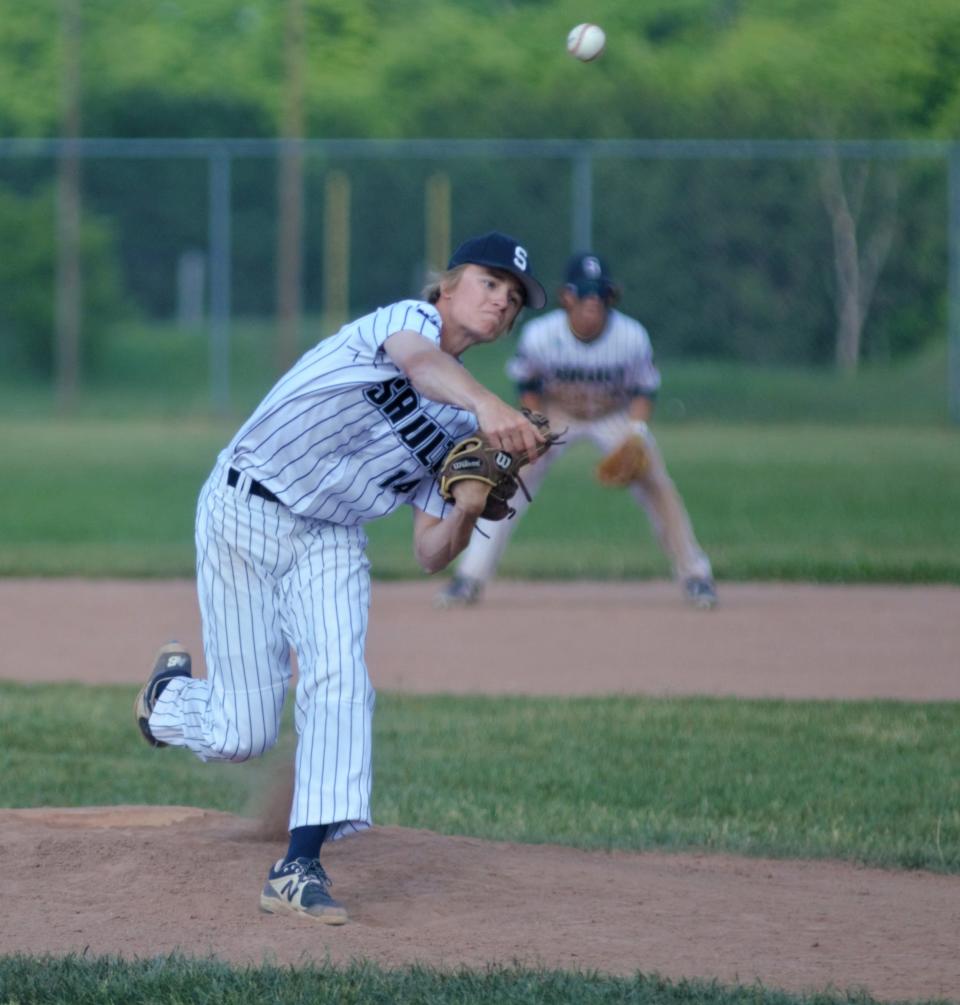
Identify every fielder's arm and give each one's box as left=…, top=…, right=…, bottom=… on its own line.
left=519, top=390, right=545, bottom=414
left=385, top=330, right=544, bottom=459
left=628, top=394, right=654, bottom=424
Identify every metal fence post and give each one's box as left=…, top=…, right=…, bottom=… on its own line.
left=572, top=150, right=593, bottom=252
left=208, top=147, right=232, bottom=413
left=949, top=144, right=960, bottom=424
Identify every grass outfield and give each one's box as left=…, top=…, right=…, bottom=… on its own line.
left=2, top=330, right=957, bottom=579
left=2, top=682, right=957, bottom=873
left=0, top=955, right=923, bottom=1005
left=1, top=417, right=959, bottom=581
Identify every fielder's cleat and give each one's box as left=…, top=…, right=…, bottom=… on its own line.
left=433, top=575, right=483, bottom=610
left=683, top=576, right=718, bottom=610
left=260, top=857, right=348, bottom=924
left=134, top=641, right=192, bottom=748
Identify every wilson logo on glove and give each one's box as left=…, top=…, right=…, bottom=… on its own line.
left=437, top=410, right=565, bottom=522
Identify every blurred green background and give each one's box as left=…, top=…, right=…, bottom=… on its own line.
left=3, top=0, right=960, bottom=419
left=1, top=1, right=958, bottom=579
left=3, top=330, right=958, bottom=582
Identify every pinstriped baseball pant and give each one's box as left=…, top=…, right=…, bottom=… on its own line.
left=148, top=454, right=375, bottom=839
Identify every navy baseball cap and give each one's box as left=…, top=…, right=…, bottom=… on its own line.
left=448, top=231, right=547, bottom=309
left=565, top=252, right=616, bottom=299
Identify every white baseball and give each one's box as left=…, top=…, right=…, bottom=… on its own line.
left=566, top=23, right=606, bottom=62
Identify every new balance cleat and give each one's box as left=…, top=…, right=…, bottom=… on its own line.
left=134, top=641, right=192, bottom=748
left=260, top=857, right=348, bottom=924
left=683, top=576, right=718, bottom=610
left=433, top=575, right=483, bottom=609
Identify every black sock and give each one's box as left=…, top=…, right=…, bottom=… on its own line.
left=284, top=824, right=330, bottom=864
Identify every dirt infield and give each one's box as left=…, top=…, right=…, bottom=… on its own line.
left=3, top=578, right=958, bottom=698
left=2, top=579, right=959, bottom=1001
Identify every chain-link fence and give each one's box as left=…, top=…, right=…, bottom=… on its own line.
left=1, top=138, right=957, bottom=419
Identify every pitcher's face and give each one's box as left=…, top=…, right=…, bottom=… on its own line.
left=443, top=265, right=524, bottom=344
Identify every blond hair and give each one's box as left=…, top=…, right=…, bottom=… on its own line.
left=420, top=264, right=468, bottom=304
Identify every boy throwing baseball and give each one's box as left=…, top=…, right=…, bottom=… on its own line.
left=135, top=232, right=549, bottom=923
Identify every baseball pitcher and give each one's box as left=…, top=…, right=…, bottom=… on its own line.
left=134, top=232, right=560, bottom=924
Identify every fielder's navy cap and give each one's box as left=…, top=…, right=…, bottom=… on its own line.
left=448, top=231, right=547, bottom=310
left=565, top=251, right=616, bottom=299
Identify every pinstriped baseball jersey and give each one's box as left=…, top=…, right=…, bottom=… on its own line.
left=147, top=297, right=487, bottom=842
left=506, top=308, right=661, bottom=419
left=227, top=299, right=477, bottom=522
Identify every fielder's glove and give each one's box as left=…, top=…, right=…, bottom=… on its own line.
left=438, top=409, right=562, bottom=521
left=596, top=424, right=651, bottom=487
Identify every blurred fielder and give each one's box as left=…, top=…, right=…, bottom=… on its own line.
left=435, top=251, right=717, bottom=611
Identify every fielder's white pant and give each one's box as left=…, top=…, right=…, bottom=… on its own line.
left=456, top=408, right=712, bottom=586
left=148, top=454, right=375, bottom=839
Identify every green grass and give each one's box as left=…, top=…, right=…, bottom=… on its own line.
left=0, top=955, right=924, bottom=1005
left=0, top=417, right=230, bottom=576
left=2, top=323, right=957, bottom=580
left=2, top=414, right=957, bottom=580
left=2, top=682, right=957, bottom=873
left=368, top=425, right=960, bottom=581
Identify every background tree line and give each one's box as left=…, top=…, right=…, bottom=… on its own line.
left=1, top=0, right=959, bottom=386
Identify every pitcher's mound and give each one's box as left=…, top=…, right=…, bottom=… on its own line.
left=5, top=804, right=218, bottom=829
left=2, top=807, right=957, bottom=1002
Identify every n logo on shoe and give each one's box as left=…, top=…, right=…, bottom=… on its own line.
left=166, top=655, right=189, bottom=668
left=279, top=878, right=301, bottom=904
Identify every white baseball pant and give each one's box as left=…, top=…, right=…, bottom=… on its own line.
left=148, top=454, right=375, bottom=839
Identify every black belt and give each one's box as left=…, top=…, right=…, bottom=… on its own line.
left=227, top=467, right=281, bottom=504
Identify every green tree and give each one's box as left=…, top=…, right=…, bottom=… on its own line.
left=1, top=0, right=957, bottom=372
left=0, top=185, right=129, bottom=376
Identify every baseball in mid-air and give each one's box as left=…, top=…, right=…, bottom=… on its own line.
left=566, top=23, right=606, bottom=62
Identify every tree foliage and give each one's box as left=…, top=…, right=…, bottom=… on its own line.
left=0, top=0, right=957, bottom=141
left=0, top=0, right=958, bottom=372
left=0, top=184, right=128, bottom=375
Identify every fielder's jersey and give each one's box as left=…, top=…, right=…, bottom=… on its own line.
left=225, top=299, right=477, bottom=524
left=507, top=308, right=661, bottom=419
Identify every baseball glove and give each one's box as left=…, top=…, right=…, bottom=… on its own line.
left=596, top=433, right=651, bottom=487
left=438, top=409, right=561, bottom=521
